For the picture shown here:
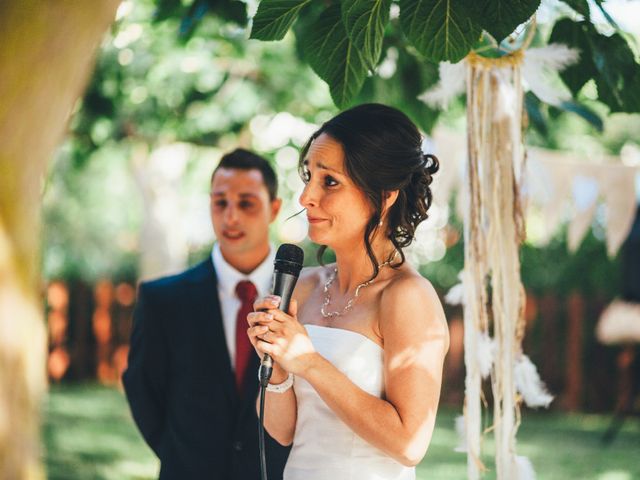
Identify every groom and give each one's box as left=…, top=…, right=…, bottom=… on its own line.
left=123, top=149, right=290, bottom=479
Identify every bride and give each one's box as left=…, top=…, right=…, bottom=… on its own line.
left=247, top=103, right=449, bottom=480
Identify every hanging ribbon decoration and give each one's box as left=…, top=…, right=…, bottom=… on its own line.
left=465, top=46, right=528, bottom=479
left=434, top=19, right=558, bottom=479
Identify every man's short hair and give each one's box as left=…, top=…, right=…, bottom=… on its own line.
left=211, top=148, right=278, bottom=200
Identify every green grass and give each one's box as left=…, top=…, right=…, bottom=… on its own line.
left=43, top=384, right=159, bottom=480
left=419, top=410, right=640, bottom=480
left=43, top=384, right=640, bottom=480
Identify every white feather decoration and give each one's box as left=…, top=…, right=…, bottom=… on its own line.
left=477, top=331, right=495, bottom=379
left=515, top=455, right=537, bottom=480
left=445, top=271, right=466, bottom=306
left=454, top=415, right=467, bottom=452
left=525, top=44, right=580, bottom=71
left=418, top=61, right=466, bottom=109
left=514, top=354, right=554, bottom=408
left=445, top=281, right=465, bottom=306
left=521, top=44, right=580, bottom=106
left=419, top=43, right=580, bottom=111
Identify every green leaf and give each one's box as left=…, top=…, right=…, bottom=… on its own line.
left=593, top=0, right=620, bottom=30
left=210, top=0, right=247, bottom=25
left=595, top=70, right=640, bottom=114
left=399, top=0, right=481, bottom=63
left=299, top=5, right=369, bottom=108
left=559, top=0, right=590, bottom=18
left=589, top=32, right=640, bottom=113
left=468, top=0, right=540, bottom=42
left=549, top=19, right=596, bottom=96
left=179, top=1, right=210, bottom=39
left=341, top=0, right=392, bottom=69
left=153, top=0, right=184, bottom=22
left=524, top=91, right=548, bottom=136
left=557, top=100, right=603, bottom=131
left=250, top=0, right=311, bottom=41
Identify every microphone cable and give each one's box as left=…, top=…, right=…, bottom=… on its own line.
left=257, top=243, right=303, bottom=480
left=258, top=354, right=273, bottom=480
left=258, top=385, right=267, bottom=480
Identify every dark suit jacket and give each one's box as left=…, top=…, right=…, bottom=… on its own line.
left=123, top=258, right=290, bottom=479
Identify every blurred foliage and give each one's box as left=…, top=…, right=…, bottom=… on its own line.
left=72, top=1, right=330, bottom=154
left=43, top=143, right=140, bottom=282
left=43, top=0, right=636, bottom=296
left=526, top=88, right=640, bottom=155
left=43, top=0, right=335, bottom=281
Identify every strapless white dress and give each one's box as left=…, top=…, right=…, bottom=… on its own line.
left=283, top=324, right=416, bottom=480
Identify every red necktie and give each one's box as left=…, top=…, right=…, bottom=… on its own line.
left=235, top=280, right=258, bottom=394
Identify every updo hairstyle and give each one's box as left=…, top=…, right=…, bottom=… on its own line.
left=299, top=103, right=439, bottom=280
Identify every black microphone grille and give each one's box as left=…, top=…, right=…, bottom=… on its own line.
left=274, top=244, right=304, bottom=276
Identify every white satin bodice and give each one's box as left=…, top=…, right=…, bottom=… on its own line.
left=283, top=324, right=416, bottom=480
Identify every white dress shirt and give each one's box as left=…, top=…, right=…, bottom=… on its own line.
left=212, top=243, right=275, bottom=370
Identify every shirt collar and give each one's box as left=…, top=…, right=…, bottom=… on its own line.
left=211, top=243, right=275, bottom=298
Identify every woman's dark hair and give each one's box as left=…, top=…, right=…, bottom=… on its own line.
left=299, top=103, right=439, bottom=280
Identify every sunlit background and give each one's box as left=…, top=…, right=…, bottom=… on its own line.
left=41, top=0, right=640, bottom=479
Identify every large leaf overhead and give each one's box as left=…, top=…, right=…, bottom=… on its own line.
left=399, top=0, right=482, bottom=63
left=250, top=0, right=311, bottom=41
left=165, top=0, right=640, bottom=114
left=300, top=5, right=368, bottom=108
left=342, top=0, right=392, bottom=69
left=469, top=0, right=540, bottom=42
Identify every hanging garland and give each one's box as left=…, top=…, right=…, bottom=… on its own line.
left=432, top=20, right=558, bottom=479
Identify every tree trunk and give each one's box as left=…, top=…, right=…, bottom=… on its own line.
left=0, top=1, right=119, bottom=477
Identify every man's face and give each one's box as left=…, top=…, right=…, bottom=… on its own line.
left=210, top=168, right=281, bottom=268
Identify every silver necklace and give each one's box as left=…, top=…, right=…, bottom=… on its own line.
left=320, top=251, right=399, bottom=318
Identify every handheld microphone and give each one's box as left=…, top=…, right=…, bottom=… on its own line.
left=258, top=243, right=304, bottom=387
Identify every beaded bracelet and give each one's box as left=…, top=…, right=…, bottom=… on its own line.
left=266, top=373, right=294, bottom=393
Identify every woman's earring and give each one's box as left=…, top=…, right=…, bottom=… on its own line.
left=378, top=219, right=383, bottom=227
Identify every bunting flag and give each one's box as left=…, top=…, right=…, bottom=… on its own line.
left=431, top=131, right=640, bottom=258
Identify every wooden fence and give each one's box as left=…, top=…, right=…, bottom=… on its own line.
left=46, top=279, right=135, bottom=385
left=45, top=281, right=632, bottom=412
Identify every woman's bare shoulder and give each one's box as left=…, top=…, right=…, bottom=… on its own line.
left=380, top=269, right=448, bottom=338
left=294, top=264, right=333, bottom=303
left=382, top=266, right=431, bottom=293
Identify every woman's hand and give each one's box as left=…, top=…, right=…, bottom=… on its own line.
left=247, top=295, right=318, bottom=377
